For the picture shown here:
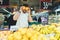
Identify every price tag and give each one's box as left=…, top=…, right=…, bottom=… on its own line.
left=10, top=26, right=18, bottom=31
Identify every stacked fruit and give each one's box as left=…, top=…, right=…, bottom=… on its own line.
left=0, top=31, right=12, bottom=40
left=7, top=23, right=60, bottom=40
left=7, top=28, right=48, bottom=40
left=30, top=23, right=60, bottom=40
left=31, top=24, right=57, bottom=34
left=1, top=23, right=60, bottom=40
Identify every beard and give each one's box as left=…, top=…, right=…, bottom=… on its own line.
left=22, top=10, right=27, bottom=13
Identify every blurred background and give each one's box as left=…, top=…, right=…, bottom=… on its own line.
left=0, top=0, right=60, bottom=30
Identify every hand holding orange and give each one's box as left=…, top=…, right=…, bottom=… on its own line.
left=20, top=6, right=30, bottom=13
left=21, top=6, right=26, bottom=11
left=25, top=7, right=30, bottom=11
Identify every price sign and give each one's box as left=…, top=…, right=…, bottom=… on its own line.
left=41, top=16, right=48, bottom=25
left=10, top=26, right=18, bottom=31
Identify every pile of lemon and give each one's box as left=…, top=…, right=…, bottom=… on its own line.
left=31, top=23, right=60, bottom=40
left=0, top=31, right=12, bottom=40
left=7, top=23, right=60, bottom=40
left=7, top=28, right=48, bottom=40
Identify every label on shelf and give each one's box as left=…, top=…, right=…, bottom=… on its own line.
left=10, top=26, right=18, bottom=31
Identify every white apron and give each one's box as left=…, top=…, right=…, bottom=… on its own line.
left=16, top=13, right=29, bottom=28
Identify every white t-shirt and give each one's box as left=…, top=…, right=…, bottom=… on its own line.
left=16, top=12, right=29, bottom=28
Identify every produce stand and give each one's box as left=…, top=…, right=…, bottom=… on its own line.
left=0, top=23, right=60, bottom=40
left=55, top=9, right=60, bottom=23
left=1, top=9, right=60, bottom=40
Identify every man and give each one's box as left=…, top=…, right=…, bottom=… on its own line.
left=13, top=6, right=33, bottom=29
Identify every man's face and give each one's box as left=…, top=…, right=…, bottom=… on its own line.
left=22, top=10, right=26, bottom=13
left=20, top=6, right=26, bottom=13
left=20, top=6, right=30, bottom=13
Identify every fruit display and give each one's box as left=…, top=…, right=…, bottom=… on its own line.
left=30, top=23, right=60, bottom=40
left=7, top=28, right=48, bottom=40
left=0, top=31, right=12, bottom=40
left=1, top=23, right=60, bottom=40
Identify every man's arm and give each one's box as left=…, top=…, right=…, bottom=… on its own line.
left=28, top=9, right=33, bottom=22
left=28, top=14, right=33, bottom=22
left=13, top=12, right=20, bottom=21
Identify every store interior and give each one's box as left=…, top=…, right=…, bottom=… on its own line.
left=0, top=0, right=60, bottom=40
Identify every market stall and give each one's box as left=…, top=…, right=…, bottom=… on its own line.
left=0, top=23, right=60, bottom=40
